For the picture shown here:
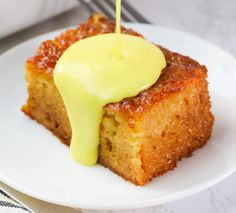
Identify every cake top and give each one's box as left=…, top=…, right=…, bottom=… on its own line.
left=27, top=14, right=207, bottom=115
left=28, top=14, right=141, bottom=74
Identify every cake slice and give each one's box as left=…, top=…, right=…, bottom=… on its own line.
left=22, top=14, right=214, bottom=185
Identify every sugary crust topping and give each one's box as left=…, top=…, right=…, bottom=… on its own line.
left=27, top=14, right=207, bottom=115
left=28, top=14, right=141, bottom=74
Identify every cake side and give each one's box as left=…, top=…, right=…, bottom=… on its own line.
left=22, top=62, right=71, bottom=144
left=139, top=75, right=213, bottom=184
left=22, top=14, right=214, bottom=185
left=99, top=68, right=214, bottom=185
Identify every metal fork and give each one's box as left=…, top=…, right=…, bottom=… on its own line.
left=78, top=0, right=151, bottom=23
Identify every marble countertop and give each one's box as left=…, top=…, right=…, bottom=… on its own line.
left=0, top=0, right=235, bottom=212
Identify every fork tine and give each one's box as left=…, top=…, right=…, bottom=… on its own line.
left=122, top=0, right=150, bottom=23
left=78, top=0, right=114, bottom=19
left=104, top=0, right=134, bottom=22
left=92, top=0, right=115, bottom=20
left=78, top=0, right=150, bottom=24
left=78, top=0, right=94, bottom=14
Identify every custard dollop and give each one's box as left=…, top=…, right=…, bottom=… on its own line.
left=54, top=33, right=166, bottom=165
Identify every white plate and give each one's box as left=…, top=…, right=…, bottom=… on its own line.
left=0, top=24, right=236, bottom=210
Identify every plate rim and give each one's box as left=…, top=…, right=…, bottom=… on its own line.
left=0, top=168, right=235, bottom=209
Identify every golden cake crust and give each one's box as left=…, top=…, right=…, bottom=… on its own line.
left=28, top=14, right=142, bottom=75
left=27, top=14, right=206, bottom=116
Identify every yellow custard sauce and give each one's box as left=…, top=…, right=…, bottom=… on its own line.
left=53, top=0, right=166, bottom=166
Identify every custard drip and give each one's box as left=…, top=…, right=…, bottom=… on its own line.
left=53, top=0, right=166, bottom=165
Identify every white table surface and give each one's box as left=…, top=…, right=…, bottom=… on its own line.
left=0, top=0, right=235, bottom=212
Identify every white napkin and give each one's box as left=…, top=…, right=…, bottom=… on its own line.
left=0, top=182, right=81, bottom=213
left=0, top=189, right=32, bottom=213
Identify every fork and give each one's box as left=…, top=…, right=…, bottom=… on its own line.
left=78, top=0, right=151, bottom=23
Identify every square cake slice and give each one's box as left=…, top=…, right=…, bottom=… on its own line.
left=22, top=14, right=214, bottom=185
